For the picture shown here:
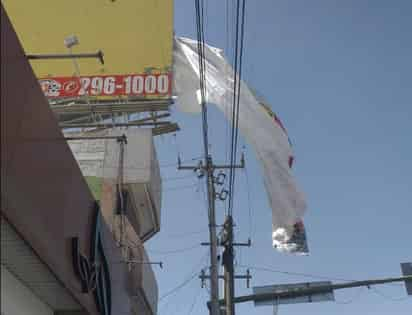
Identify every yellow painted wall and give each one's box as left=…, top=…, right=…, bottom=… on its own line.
left=3, top=0, right=173, bottom=78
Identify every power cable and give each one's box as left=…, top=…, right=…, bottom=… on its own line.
left=370, top=287, right=410, bottom=302
left=227, top=0, right=242, bottom=216
left=159, top=272, right=198, bottom=302
left=335, top=287, right=365, bottom=305
left=240, top=264, right=408, bottom=290
left=159, top=249, right=209, bottom=302
left=161, top=228, right=209, bottom=239
left=148, top=243, right=201, bottom=255
left=239, top=264, right=355, bottom=282
left=159, top=156, right=203, bottom=168
left=186, top=287, right=203, bottom=315
left=162, top=183, right=199, bottom=192
left=162, top=174, right=198, bottom=182
left=195, top=0, right=209, bottom=159
left=228, top=0, right=247, bottom=217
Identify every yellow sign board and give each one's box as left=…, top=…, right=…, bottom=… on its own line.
left=3, top=0, right=173, bottom=98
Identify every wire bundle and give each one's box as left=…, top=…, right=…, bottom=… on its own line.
left=194, top=0, right=209, bottom=159
left=227, top=0, right=247, bottom=217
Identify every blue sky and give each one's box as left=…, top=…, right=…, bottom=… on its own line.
left=147, top=1, right=412, bottom=314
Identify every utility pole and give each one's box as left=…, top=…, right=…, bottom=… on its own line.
left=222, top=215, right=235, bottom=315
left=178, top=155, right=246, bottom=315
left=205, top=155, right=220, bottom=315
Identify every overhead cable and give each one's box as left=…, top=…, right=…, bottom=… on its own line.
left=228, top=0, right=247, bottom=217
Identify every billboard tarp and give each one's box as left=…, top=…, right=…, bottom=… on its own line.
left=173, top=37, right=308, bottom=254
left=3, top=0, right=173, bottom=98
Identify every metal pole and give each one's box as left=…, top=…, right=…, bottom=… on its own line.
left=206, top=156, right=220, bottom=315
left=177, top=158, right=244, bottom=315
left=212, top=275, right=412, bottom=306
left=223, top=215, right=235, bottom=315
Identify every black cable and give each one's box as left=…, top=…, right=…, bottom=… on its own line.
left=239, top=264, right=355, bottom=282
left=227, top=0, right=241, bottom=216
left=370, top=287, right=410, bottom=302
left=195, top=0, right=209, bottom=159
left=228, top=0, right=247, bottom=217
left=230, top=0, right=247, bottom=217
left=159, top=249, right=209, bottom=302
left=162, top=174, right=198, bottom=182
left=148, top=243, right=201, bottom=255
left=159, top=272, right=198, bottom=302
left=186, top=287, right=202, bottom=315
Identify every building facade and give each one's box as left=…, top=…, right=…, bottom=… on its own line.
left=1, top=5, right=161, bottom=315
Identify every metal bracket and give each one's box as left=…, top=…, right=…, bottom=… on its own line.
left=26, top=50, right=105, bottom=65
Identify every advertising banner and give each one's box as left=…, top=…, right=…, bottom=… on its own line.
left=174, top=37, right=308, bottom=254
left=39, top=74, right=172, bottom=98
left=3, top=0, right=173, bottom=99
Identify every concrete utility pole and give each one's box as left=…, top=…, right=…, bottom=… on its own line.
left=222, top=215, right=235, bottom=315
left=205, top=156, right=220, bottom=315
left=179, top=156, right=245, bottom=315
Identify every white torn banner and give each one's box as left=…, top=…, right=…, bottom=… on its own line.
left=173, top=37, right=308, bottom=254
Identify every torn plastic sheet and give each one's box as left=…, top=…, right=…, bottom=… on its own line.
left=173, top=37, right=308, bottom=254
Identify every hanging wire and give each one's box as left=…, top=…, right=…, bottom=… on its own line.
left=162, top=174, right=198, bottom=182
left=238, top=264, right=356, bottom=282
left=228, top=0, right=247, bottom=217
left=159, top=272, right=199, bottom=302
left=195, top=0, right=209, bottom=159
left=147, top=243, right=201, bottom=255
left=335, top=287, right=365, bottom=305
left=186, top=287, right=203, bottom=315
left=159, top=249, right=209, bottom=302
left=370, top=287, right=410, bottom=302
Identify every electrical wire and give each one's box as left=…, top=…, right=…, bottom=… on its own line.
left=159, top=156, right=203, bottom=168
left=147, top=243, right=201, bottom=255
left=162, top=174, right=198, bottom=182
left=195, top=0, right=209, bottom=159
left=239, top=264, right=410, bottom=307
left=239, top=264, right=355, bottom=282
left=370, top=287, right=410, bottom=302
left=162, top=183, right=199, bottom=192
left=227, top=0, right=247, bottom=217
left=159, top=249, right=209, bottom=302
left=335, top=287, right=365, bottom=305
left=186, top=287, right=203, bottom=315
left=159, top=272, right=198, bottom=302
left=161, top=228, right=209, bottom=239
